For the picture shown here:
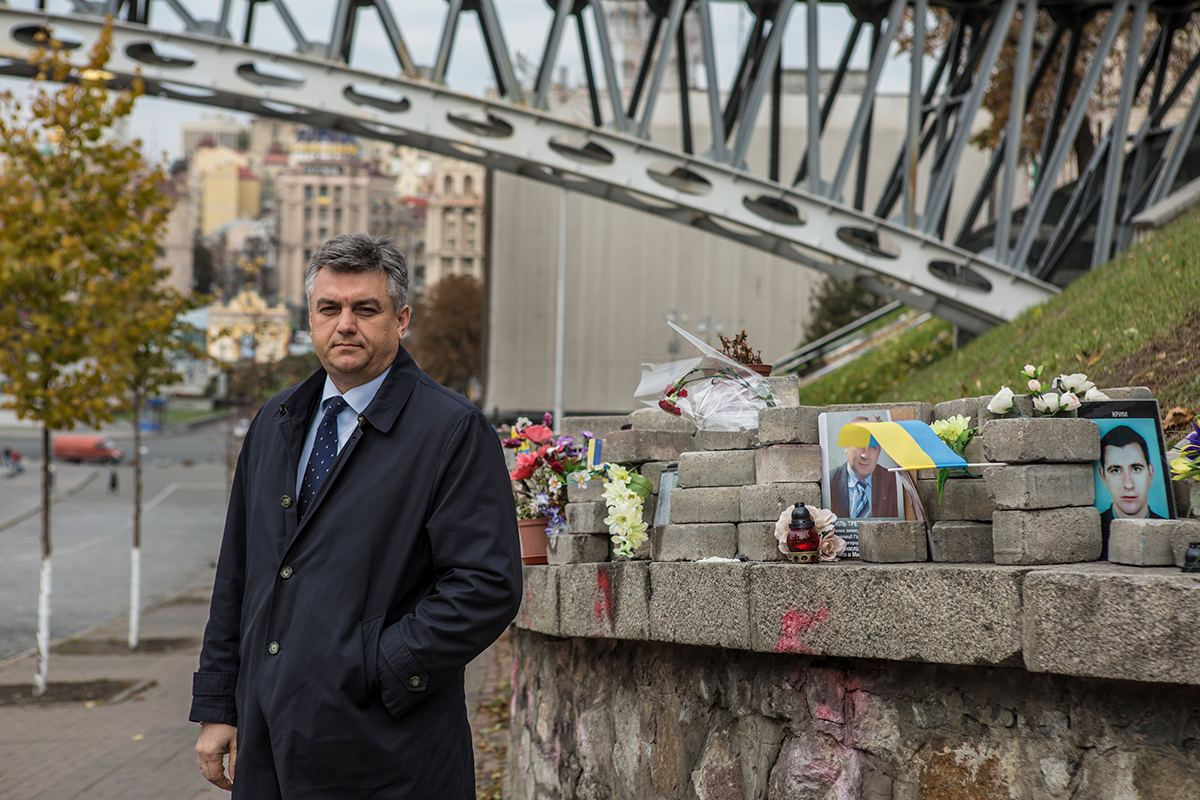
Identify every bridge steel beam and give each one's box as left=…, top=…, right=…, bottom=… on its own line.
left=0, top=6, right=1060, bottom=333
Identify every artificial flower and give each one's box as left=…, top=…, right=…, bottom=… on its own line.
left=1023, top=365, right=1039, bottom=378
left=659, top=398, right=682, bottom=416
left=515, top=416, right=532, bottom=429
left=1056, top=373, right=1095, bottom=394
left=1083, top=386, right=1111, bottom=401
left=932, top=414, right=970, bottom=444
left=1032, top=392, right=1062, bottom=415
left=1027, top=379, right=1042, bottom=393
left=987, top=386, right=1015, bottom=415
left=1060, top=391, right=1081, bottom=412
left=1171, top=422, right=1200, bottom=482
left=773, top=504, right=840, bottom=556
left=819, top=532, right=847, bottom=562
left=521, top=424, right=554, bottom=444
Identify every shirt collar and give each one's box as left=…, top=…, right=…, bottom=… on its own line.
left=848, top=468, right=872, bottom=491
left=320, top=365, right=392, bottom=416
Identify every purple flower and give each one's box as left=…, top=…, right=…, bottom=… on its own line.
left=555, top=436, right=574, bottom=447
left=580, top=431, right=594, bottom=440
left=542, top=412, right=553, bottom=427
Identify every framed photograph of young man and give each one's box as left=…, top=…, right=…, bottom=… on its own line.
left=819, top=410, right=905, bottom=558
left=1078, top=399, right=1175, bottom=557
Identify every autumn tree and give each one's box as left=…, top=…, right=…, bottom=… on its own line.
left=408, top=275, right=485, bottom=401
left=898, top=6, right=1200, bottom=169
left=0, top=22, right=178, bottom=689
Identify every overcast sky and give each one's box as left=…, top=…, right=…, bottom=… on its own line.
left=2, top=1, right=918, bottom=160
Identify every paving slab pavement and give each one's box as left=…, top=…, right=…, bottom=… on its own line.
left=0, top=569, right=514, bottom=800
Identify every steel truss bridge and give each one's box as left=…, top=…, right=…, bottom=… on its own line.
left=2, top=1, right=1199, bottom=334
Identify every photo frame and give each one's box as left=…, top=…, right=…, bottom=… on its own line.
left=818, top=410, right=905, bottom=559
left=1078, top=399, right=1175, bottom=554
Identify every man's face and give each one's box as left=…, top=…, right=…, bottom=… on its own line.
left=845, top=445, right=881, bottom=480
left=308, top=269, right=410, bottom=392
left=1101, top=443, right=1154, bottom=518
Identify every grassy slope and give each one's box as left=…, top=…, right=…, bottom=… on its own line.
left=798, top=206, right=1200, bottom=413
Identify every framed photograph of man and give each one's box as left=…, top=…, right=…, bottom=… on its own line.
left=1078, top=399, right=1175, bottom=556
left=819, top=410, right=905, bottom=558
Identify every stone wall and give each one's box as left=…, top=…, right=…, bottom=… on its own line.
left=507, top=392, right=1200, bottom=799
left=507, top=629, right=1200, bottom=800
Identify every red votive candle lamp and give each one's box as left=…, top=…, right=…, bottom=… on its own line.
left=786, top=503, right=819, bottom=563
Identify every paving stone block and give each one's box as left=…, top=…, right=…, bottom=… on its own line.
left=963, top=436, right=988, bottom=466
left=755, top=445, right=822, bottom=484
left=670, top=486, right=740, bottom=523
left=678, top=449, right=756, bottom=488
left=567, top=501, right=608, bottom=534
left=1166, top=519, right=1200, bottom=568
left=825, top=402, right=933, bottom=424
left=639, top=461, right=674, bottom=494
left=738, top=521, right=786, bottom=562
left=1107, top=519, right=1176, bottom=566
left=984, top=464, right=1095, bottom=510
left=695, top=429, right=759, bottom=450
left=764, top=375, right=799, bottom=407
left=1023, top=566, right=1200, bottom=684
left=651, top=524, right=737, bottom=561
left=515, top=564, right=558, bottom=636
left=934, top=397, right=984, bottom=427
left=547, top=533, right=610, bottom=565
left=739, top=482, right=820, bottom=522
left=557, top=561, right=650, bottom=639
left=560, top=414, right=630, bottom=439
left=929, top=521, right=994, bottom=563
left=567, top=478, right=606, bottom=504
left=858, top=520, right=928, bottom=563
left=1172, top=479, right=1200, bottom=519
left=1101, top=386, right=1153, bottom=400
left=604, top=428, right=694, bottom=464
left=977, top=393, right=1035, bottom=424
left=917, top=478, right=993, bottom=522
left=758, top=406, right=822, bottom=445
left=982, top=418, right=1101, bottom=463
left=993, top=507, right=1102, bottom=565
left=629, top=407, right=695, bottom=432
left=748, top=563, right=1026, bottom=665
left=650, top=562, right=751, bottom=649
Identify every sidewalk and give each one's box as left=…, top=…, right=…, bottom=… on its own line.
left=0, top=463, right=98, bottom=533
left=0, top=570, right=514, bottom=800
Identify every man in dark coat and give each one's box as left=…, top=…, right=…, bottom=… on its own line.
left=192, top=233, right=522, bottom=798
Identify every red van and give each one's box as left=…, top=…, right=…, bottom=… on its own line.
left=53, top=434, right=124, bottom=464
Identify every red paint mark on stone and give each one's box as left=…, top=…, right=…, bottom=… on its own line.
left=594, top=567, right=615, bottom=623
left=775, top=607, right=829, bottom=653
left=805, top=758, right=842, bottom=784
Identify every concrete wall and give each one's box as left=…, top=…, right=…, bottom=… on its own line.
left=485, top=91, right=1004, bottom=416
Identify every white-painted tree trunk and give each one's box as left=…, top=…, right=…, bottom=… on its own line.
left=34, top=555, right=52, bottom=696
left=128, top=546, right=141, bottom=649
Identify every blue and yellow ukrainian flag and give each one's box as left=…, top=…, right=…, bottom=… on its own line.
left=837, top=420, right=967, bottom=471
left=586, top=438, right=603, bottom=469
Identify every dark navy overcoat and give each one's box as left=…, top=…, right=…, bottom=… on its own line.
left=190, top=347, right=522, bottom=799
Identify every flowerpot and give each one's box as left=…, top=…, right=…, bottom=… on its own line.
left=517, top=517, right=550, bottom=565
left=748, top=364, right=773, bottom=377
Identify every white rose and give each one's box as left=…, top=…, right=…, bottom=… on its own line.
left=805, top=504, right=839, bottom=535
left=987, top=386, right=1015, bottom=415
left=1028, top=379, right=1042, bottom=393
left=1033, top=392, right=1061, bottom=415
left=1060, top=391, right=1081, bottom=412
left=1057, top=373, right=1094, bottom=394
left=1023, top=365, right=1038, bottom=378
left=1083, top=386, right=1111, bottom=401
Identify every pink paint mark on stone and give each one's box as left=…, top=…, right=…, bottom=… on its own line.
left=775, top=607, right=829, bottom=653
left=594, top=567, right=615, bottom=625
left=510, top=654, right=520, bottom=721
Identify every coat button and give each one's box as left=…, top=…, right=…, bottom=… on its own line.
left=280, top=566, right=293, bottom=579
left=281, top=495, right=292, bottom=508
left=409, top=676, right=421, bottom=687
left=268, top=641, right=280, bottom=655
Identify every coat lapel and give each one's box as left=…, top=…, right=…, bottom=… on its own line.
left=283, top=347, right=421, bottom=548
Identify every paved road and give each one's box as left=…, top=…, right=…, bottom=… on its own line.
left=0, top=462, right=228, bottom=662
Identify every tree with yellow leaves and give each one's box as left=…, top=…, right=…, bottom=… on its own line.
left=0, top=21, right=200, bottom=690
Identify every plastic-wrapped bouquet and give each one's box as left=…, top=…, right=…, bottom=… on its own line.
left=504, top=413, right=591, bottom=534
left=636, top=322, right=778, bottom=431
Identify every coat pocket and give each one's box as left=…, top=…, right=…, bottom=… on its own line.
left=360, top=613, right=385, bottom=702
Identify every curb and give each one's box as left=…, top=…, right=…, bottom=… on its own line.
left=0, top=469, right=100, bottom=534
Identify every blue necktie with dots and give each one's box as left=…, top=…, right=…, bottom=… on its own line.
left=852, top=481, right=870, bottom=519
left=298, top=396, right=347, bottom=518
